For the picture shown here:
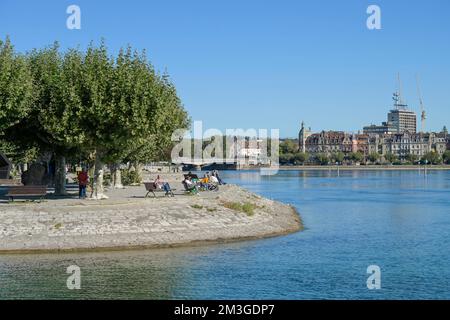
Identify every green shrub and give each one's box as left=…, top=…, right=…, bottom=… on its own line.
left=242, top=203, right=256, bottom=216
left=222, top=201, right=257, bottom=216
left=121, top=169, right=142, bottom=186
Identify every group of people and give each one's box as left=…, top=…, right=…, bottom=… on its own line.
left=182, top=170, right=225, bottom=194
left=75, top=167, right=225, bottom=199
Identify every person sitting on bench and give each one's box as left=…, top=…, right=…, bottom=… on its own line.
left=198, top=172, right=211, bottom=189
left=183, top=175, right=198, bottom=193
left=154, top=175, right=174, bottom=196
left=209, top=174, right=219, bottom=184
left=212, top=170, right=225, bottom=185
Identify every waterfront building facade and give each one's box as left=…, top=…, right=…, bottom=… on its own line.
left=299, top=123, right=447, bottom=161
left=297, top=89, right=447, bottom=162
left=304, top=131, right=354, bottom=154
left=370, top=132, right=446, bottom=159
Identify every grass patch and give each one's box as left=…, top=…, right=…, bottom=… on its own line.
left=190, top=204, right=203, bottom=210
left=241, top=203, right=256, bottom=216
left=207, top=207, right=217, bottom=212
left=222, top=201, right=257, bottom=216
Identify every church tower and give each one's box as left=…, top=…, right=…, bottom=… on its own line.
left=298, top=121, right=311, bottom=153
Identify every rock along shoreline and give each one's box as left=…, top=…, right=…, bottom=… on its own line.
left=0, top=182, right=303, bottom=254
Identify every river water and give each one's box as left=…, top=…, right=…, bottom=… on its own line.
left=0, top=169, right=449, bottom=299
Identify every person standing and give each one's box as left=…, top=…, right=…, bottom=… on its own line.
left=77, top=168, right=89, bottom=199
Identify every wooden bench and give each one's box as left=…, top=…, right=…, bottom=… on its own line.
left=144, top=182, right=175, bottom=198
left=0, top=179, right=22, bottom=186
left=6, top=186, right=47, bottom=202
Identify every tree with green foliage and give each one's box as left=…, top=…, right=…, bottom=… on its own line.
left=75, top=43, right=189, bottom=198
left=443, top=150, right=450, bottom=165
left=0, top=37, right=33, bottom=133
left=384, top=152, right=397, bottom=164
left=280, top=139, right=298, bottom=155
left=406, top=153, right=419, bottom=164
left=348, top=152, right=364, bottom=164
left=293, top=152, right=309, bottom=165
left=0, top=36, right=34, bottom=168
left=421, top=151, right=442, bottom=165
left=1, top=38, right=190, bottom=198
left=330, top=152, right=345, bottom=164
left=315, top=153, right=329, bottom=165
left=279, top=139, right=297, bottom=165
left=368, top=152, right=380, bottom=164
left=279, top=152, right=294, bottom=165
left=107, top=71, right=189, bottom=186
left=279, top=140, right=310, bottom=165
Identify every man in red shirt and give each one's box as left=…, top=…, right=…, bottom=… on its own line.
left=77, top=168, right=89, bottom=199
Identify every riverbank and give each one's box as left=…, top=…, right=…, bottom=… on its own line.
left=0, top=177, right=302, bottom=253
left=278, top=165, right=450, bottom=170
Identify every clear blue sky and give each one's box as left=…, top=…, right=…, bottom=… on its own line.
left=1, top=0, right=449, bottom=137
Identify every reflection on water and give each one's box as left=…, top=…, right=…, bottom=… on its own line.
left=0, top=170, right=449, bottom=299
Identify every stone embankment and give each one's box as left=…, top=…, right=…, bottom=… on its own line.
left=0, top=176, right=302, bottom=253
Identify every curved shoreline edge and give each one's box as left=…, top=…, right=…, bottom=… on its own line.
left=278, top=165, right=450, bottom=170
left=0, top=184, right=303, bottom=254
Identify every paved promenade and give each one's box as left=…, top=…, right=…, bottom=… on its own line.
left=0, top=177, right=302, bottom=252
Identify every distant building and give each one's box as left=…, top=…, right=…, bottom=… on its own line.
left=370, top=132, right=446, bottom=159
left=387, top=109, right=417, bottom=133
left=364, top=91, right=417, bottom=134
left=304, top=131, right=360, bottom=155
left=363, top=122, right=396, bottom=135
left=298, top=121, right=312, bottom=153
left=298, top=128, right=446, bottom=161
left=297, top=84, right=448, bottom=161
left=441, top=126, right=450, bottom=151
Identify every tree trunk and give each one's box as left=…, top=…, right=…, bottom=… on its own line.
left=91, top=154, right=109, bottom=200
left=54, top=155, right=67, bottom=195
left=133, top=161, right=143, bottom=184
left=111, top=163, right=124, bottom=189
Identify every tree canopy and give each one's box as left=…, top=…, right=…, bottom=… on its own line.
left=0, top=37, right=190, bottom=196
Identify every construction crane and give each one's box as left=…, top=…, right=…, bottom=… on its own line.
left=416, top=75, right=426, bottom=133
left=394, top=73, right=408, bottom=110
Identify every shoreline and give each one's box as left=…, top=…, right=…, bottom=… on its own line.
left=277, top=165, right=450, bottom=171
left=0, top=182, right=303, bottom=254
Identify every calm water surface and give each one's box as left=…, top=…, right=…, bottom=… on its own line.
left=1, top=170, right=449, bottom=299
